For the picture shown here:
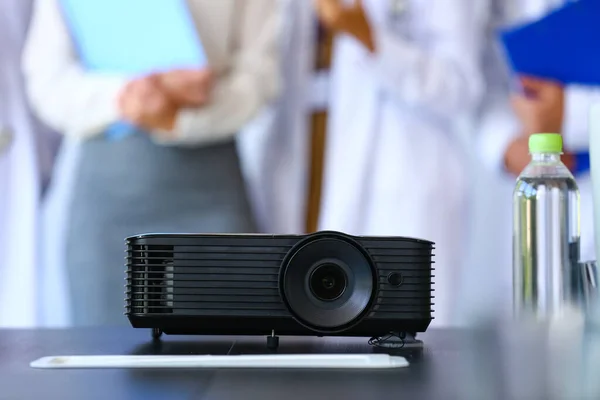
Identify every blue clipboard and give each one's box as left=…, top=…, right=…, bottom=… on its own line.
left=60, top=0, right=207, bottom=139
left=500, top=0, right=600, bottom=86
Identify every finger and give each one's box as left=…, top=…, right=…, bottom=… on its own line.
left=155, top=72, right=171, bottom=86
left=510, top=95, right=535, bottom=124
left=141, top=78, right=160, bottom=93
left=122, top=98, right=143, bottom=124
left=195, top=69, right=213, bottom=84
left=117, top=85, right=131, bottom=110
left=175, top=69, right=211, bottom=85
left=203, top=69, right=214, bottom=81
left=119, top=80, right=138, bottom=102
left=186, top=92, right=208, bottom=106
left=143, top=92, right=164, bottom=113
left=176, top=71, right=212, bottom=100
left=161, top=72, right=192, bottom=92
left=138, top=80, right=166, bottom=104
left=129, top=79, right=150, bottom=98
left=145, top=73, right=163, bottom=87
left=510, top=93, right=530, bottom=110
left=130, top=92, right=145, bottom=114
left=518, top=75, right=547, bottom=94
left=538, top=80, right=563, bottom=100
left=151, top=90, right=174, bottom=112
left=119, top=82, right=144, bottom=117
left=132, top=81, right=158, bottom=106
left=519, top=75, right=562, bottom=97
left=118, top=93, right=127, bottom=113
left=196, top=70, right=213, bottom=93
left=182, top=72, right=204, bottom=87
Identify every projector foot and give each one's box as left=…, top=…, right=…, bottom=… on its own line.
left=402, top=332, right=421, bottom=347
left=267, top=330, right=279, bottom=350
left=151, top=328, right=163, bottom=340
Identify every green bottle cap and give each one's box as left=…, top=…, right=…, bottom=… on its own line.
left=528, top=133, right=563, bottom=153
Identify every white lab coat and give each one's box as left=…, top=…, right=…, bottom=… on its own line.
left=0, top=0, right=60, bottom=327
left=471, top=0, right=600, bottom=321
left=237, top=0, right=316, bottom=234
left=318, top=0, right=486, bottom=327
left=455, top=0, right=521, bottom=324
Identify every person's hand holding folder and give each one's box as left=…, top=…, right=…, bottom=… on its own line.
left=159, top=69, right=214, bottom=107
left=511, top=76, right=565, bottom=136
left=118, top=76, right=175, bottom=132
left=498, top=0, right=600, bottom=176
left=505, top=76, right=577, bottom=175
left=23, top=0, right=280, bottom=144
left=118, top=69, right=213, bottom=133
left=54, top=0, right=210, bottom=138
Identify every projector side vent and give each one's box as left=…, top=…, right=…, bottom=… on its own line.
left=126, top=245, right=175, bottom=315
left=125, top=236, right=297, bottom=317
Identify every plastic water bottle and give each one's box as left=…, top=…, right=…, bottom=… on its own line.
left=513, top=133, right=580, bottom=319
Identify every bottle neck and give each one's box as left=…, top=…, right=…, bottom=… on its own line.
left=531, top=152, right=562, bottom=163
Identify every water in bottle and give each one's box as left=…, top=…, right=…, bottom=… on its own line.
left=513, top=133, right=580, bottom=319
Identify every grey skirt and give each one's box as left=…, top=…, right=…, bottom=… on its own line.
left=64, top=133, right=256, bottom=326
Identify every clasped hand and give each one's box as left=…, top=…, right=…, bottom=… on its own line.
left=505, top=76, right=572, bottom=176
left=511, top=76, right=564, bottom=136
left=118, top=69, right=213, bottom=133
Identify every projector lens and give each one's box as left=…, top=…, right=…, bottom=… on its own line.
left=280, top=233, right=376, bottom=333
left=309, top=263, right=347, bottom=301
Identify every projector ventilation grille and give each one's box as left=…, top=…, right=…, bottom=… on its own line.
left=125, top=237, right=297, bottom=317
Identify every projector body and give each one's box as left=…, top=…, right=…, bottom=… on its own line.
left=125, top=231, right=434, bottom=339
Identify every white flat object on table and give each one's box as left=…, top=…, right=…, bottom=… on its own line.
left=30, top=354, right=409, bottom=369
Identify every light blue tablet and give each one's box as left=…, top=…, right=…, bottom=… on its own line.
left=59, top=0, right=208, bottom=139
left=60, top=0, right=207, bottom=76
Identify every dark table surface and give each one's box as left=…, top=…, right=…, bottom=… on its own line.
left=2, top=324, right=600, bottom=400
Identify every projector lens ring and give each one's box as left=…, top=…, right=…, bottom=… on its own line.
left=280, top=233, right=376, bottom=333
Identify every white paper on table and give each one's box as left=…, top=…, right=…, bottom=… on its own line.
left=30, top=354, right=409, bottom=369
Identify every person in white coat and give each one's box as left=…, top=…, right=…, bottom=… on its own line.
left=236, top=0, right=316, bottom=235
left=473, top=0, right=600, bottom=321
left=0, top=0, right=60, bottom=327
left=314, top=0, right=486, bottom=327
left=455, top=0, right=521, bottom=324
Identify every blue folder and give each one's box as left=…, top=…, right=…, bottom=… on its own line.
left=500, top=0, right=600, bottom=86
left=60, top=0, right=207, bottom=139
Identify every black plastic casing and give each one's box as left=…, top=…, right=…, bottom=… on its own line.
left=125, top=231, right=434, bottom=337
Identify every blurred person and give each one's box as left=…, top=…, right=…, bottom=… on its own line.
left=455, top=0, right=520, bottom=324
left=0, top=0, right=60, bottom=327
left=236, top=0, right=315, bottom=235
left=473, top=0, right=600, bottom=320
left=314, top=0, right=486, bottom=327
left=238, top=0, right=343, bottom=236
left=22, top=0, right=281, bottom=326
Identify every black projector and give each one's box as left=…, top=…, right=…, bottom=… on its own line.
left=125, top=231, right=434, bottom=345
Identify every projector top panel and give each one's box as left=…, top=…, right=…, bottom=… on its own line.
left=126, top=231, right=435, bottom=248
